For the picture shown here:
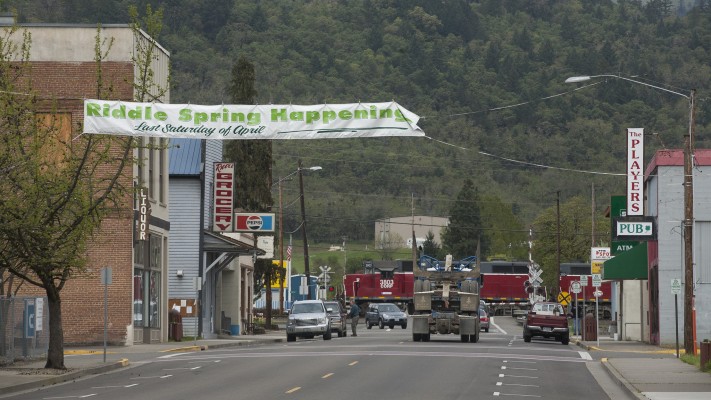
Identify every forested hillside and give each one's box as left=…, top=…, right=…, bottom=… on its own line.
left=6, top=0, right=711, bottom=256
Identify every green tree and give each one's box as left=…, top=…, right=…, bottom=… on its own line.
left=531, top=196, right=609, bottom=298
left=0, top=16, right=155, bottom=368
left=421, top=230, right=443, bottom=259
left=224, top=55, right=275, bottom=325
left=480, top=194, right=528, bottom=261
left=441, top=179, right=489, bottom=259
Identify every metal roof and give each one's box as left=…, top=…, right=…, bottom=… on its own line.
left=169, top=138, right=202, bottom=176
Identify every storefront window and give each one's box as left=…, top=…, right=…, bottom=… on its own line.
left=149, top=235, right=162, bottom=328
left=134, top=234, right=162, bottom=329
left=133, top=268, right=144, bottom=327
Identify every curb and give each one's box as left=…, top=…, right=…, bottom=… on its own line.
left=600, top=358, right=646, bottom=400
left=1, top=358, right=129, bottom=397
left=575, top=340, right=643, bottom=400
left=161, top=337, right=285, bottom=352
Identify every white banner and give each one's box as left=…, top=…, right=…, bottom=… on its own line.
left=83, top=100, right=424, bottom=139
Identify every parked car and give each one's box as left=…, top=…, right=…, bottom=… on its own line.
left=323, top=300, right=347, bottom=337
left=286, top=300, right=332, bottom=342
left=479, top=306, right=490, bottom=332
left=523, top=302, right=569, bottom=345
left=365, top=303, right=408, bottom=329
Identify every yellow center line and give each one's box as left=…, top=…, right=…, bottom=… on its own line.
left=286, top=387, right=301, bottom=394
left=322, top=373, right=334, bottom=379
left=349, top=361, right=358, bottom=366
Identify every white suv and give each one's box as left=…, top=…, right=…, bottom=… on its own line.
left=286, top=300, right=332, bottom=342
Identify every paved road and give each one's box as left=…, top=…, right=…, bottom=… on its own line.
left=4, top=316, right=625, bottom=400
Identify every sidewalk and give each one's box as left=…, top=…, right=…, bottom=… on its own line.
left=576, top=336, right=711, bottom=400
left=0, top=331, right=285, bottom=397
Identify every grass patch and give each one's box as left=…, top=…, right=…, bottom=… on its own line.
left=680, top=352, right=711, bottom=373
left=681, top=353, right=699, bottom=367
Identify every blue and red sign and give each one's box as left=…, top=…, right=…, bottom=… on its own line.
left=235, top=213, right=275, bottom=232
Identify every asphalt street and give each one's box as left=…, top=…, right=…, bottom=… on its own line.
left=2, top=315, right=631, bottom=400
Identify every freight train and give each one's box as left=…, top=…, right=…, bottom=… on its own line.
left=344, top=258, right=612, bottom=318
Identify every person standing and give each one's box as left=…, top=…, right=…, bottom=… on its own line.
left=348, top=299, right=360, bottom=336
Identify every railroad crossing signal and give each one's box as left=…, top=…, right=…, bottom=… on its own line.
left=528, top=265, right=543, bottom=286
left=557, top=291, right=572, bottom=306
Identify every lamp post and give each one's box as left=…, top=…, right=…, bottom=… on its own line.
left=297, top=160, right=322, bottom=300
left=566, top=74, right=696, bottom=355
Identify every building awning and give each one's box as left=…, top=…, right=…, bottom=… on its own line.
left=603, top=241, right=648, bottom=280
left=202, top=231, right=265, bottom=255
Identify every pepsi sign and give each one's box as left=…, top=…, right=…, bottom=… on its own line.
left=235, top=213, right=275, bottom=232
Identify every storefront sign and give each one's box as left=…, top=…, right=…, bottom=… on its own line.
left=627, top=128, right=644, bottom=215
left=136, top=187, right=151, bottom=241
left=213, top=163, right=234, bottom=232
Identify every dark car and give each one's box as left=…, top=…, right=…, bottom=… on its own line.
left=323, top=301, right=347, bottom=337
left=365, top=303, right=408, bottom=329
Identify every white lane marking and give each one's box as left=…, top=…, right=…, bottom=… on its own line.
left=349, top=361, right=358, bottom=366
left=497, top=382, right=539, bottom=387
left=158, top=352, right=190, bottom=358
left=493, top=393, right=541, bottom=397
left=499, top=373, right=538, bottom=379
left=44, top=396, right=97, bottom=399
left=91, top=384, right=138, bottom=389
left=322, top=373, right=334, bottom=378
left=130, top=374, right=173, bottom=380
left=491, top=317, right=507, bottom=335
left=578, top=351, right=592, bottom=360
left=504, top=360, right=537, bottom=364
left=285, top=387, right=301, bottom=393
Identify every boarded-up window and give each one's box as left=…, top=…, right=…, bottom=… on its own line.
left=36, top=112, right=72, bottom=168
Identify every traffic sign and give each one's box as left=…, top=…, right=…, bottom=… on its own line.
left=592, top=274, right=602, bottom=287
left=557, top=291, right=571, bottom=306
left=570, top=281, right=582, bottom=294
left=593, top=290, right=603, bottom=298
left=580, top=275, right=589, bottom=286
left=671, top=278, right=682, bottom=295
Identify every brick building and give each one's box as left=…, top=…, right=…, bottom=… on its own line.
left=4, top=21, right=170, bottom=345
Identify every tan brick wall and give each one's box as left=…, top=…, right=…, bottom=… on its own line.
left=13, top=61, right=137, bottom=345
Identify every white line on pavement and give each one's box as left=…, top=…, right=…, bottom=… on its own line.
left=491, top=317, right=507, bottom=335
left=578, top=351, right=592, bottom=360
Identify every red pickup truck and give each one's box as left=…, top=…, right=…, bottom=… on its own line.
left=523, top=302, right=569, bottom=345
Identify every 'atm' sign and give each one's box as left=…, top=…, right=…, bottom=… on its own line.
left=235, top=213, right=275, bottom=232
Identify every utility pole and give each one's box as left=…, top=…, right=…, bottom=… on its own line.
left=298, top=159, right=312, bottom=300
left=278, top=177, right=285, bottom=314
left=411, top=193, right=417, bottom=273
left=555, top=191, right=561, bottom=301
left=683, top=89, right=696, bottom=355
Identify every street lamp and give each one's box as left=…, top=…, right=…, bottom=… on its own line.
left=566, top=74, right=696, bottom=354
left=297, top=160, right=322, bottom=300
